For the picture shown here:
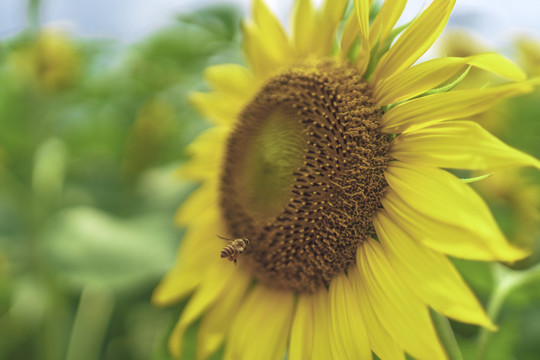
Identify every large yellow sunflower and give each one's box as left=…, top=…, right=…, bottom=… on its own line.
left=153, top=0, right=540, bottom=359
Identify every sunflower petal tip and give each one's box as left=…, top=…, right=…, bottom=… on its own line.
left=475, top=311, right=498, bottom=332
left=485, top=320, right=499, bottom=332
left=188, top=92, right=205, bottom=111
left=168, top=332, right=184, bottom=359
left=499, top=244, right=532, bottom=263
left=151, top=285, right=170, bottom=307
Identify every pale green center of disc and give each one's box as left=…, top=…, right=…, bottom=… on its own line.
left=241, top=108, right=304, bottom=222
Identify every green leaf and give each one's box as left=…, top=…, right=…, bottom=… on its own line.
left=40, top=206, right=181, bottom=292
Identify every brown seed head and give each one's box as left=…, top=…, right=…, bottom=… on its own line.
left=220, top=58, right=391, bottom=292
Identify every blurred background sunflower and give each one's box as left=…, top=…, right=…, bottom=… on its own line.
left=0, top=1, right=539, bottom=360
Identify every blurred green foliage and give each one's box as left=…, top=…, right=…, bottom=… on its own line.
left=0, top=5, right=241, bottom=360
left=1, top=2, right=540, bottom=360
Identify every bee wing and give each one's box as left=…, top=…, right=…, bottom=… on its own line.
left=217, top=235, right=234, bottom=241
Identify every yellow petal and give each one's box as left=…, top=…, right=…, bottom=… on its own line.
left=372, top=0, right=456, bottom=84
left=197, top=270, right=251, bottom=360
left=374, top=211, right=496, bottom=329
left=178, top=257, right=237, bottom=327
left=355, top=49, right=371, bottom=79
left=356, top=239, right=447, bottom=360
left=382, top=163, right=530, bottom=261
left=174, top=180, right=218, bottom=227
left=168, top=257, right=237, bottom=358
left=369, top=0, right=407, bottom=49
left=291, top=0, right=317, bottom=58
left=203, top=64, right=256, bottom=97
left=465, top=52, right=527, bottom=81
left=177, top=125, right=229, bottom=181
left=354, top=0, right=369, bottom=39
left=168, top=314, right=187, bottom=359
left=224, top=286, right=294, bottom=360
left=252, top=0, right=290, bottom=53
left=375, top=52, right=528, bottom=106
left=391, top=120, right=540, bottom=170
left=375, top=57, right=464, bottom=106
left=242, top=21, right=276, bottom=79
left=381, top=81, right=535, bottom=134
left=329, top=273, right=372, bottom=359
left=189, top=91, right=243, bottom=126
left=353, top=0, right=371, bottom=75
left=339, top=11, right=360, bottom=57
left=243, top=0, right=292, bottom=79
left=312, top=0, right=349, bottom=56
left=152, top=208, right=222, bottom=306
left=289, top=293, right=314, bottom=360
left=348, top=264, right=405, bottom=360
left=311, top=287, right=333, bottom=360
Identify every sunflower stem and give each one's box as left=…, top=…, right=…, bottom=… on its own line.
left=27, top=0, right=41, bottom=32
left=431, top=310, right=463, bottom=360
left=476, top=262, right=540, bottom=360
left=66, top=284, right=115, bottom=360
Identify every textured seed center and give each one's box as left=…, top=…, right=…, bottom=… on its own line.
left=220, top=59, right=391, bottom=292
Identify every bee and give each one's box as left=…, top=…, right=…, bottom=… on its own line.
left=218, top=235, right=249, bottom=265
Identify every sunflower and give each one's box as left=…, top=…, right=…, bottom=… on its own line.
left=153, top=0, right=540, bottom=359
left=9, top=29, right=81, bottom=92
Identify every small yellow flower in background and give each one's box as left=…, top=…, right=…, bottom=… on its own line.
left=153, top=0, right=540, bottom=359
left=8, top=29, right=80, bottom=92
left=440, top=30, right=487, bottom=59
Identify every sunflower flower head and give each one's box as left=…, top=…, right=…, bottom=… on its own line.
left=220, top=57, right=391, bottom=292
left=9, top=29, right=81, bottom=92
left=154, top=1, right=540, bottom=359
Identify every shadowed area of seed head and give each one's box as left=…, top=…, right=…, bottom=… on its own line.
left=220, top=58, right=391, bottom=292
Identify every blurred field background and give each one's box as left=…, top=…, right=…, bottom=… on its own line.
left=0, top=1, right=539, bottom=360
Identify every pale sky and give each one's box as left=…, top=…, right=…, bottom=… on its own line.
left=1, top=0, right=539, bottom=52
